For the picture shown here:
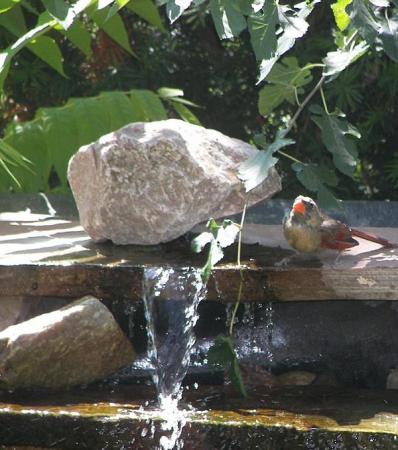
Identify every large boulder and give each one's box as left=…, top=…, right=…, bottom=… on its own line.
left=0, top=296, right=134, bottom=390
left=68, top=119, right=281, bottom=245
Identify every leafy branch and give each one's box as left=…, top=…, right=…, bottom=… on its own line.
left=192, top=203, right=248, bottom=397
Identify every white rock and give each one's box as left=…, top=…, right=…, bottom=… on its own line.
left=68, top=119, right=281, bottom=245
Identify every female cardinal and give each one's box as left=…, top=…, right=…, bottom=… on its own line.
left=283, top=195, right=395, bottom=253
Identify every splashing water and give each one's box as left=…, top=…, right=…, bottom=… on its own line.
left=143, top=267, right=207, bottom=449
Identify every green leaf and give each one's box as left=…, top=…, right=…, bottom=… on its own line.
left=209, top=0, right=247, bottom=40
left=0, top=20, right=58, bottom=89
left=348, top=0, right=380, bottom=44
left=291, top=163, right=340, bottom=209
left=89, top=7, right=134, bottom=55
left=239, top=132, right=294, bottom=192
left=0, top=4, right=26, bottom=35
left=258, top=57, right=313, bottom=116
left=4, top=121, right=51, bottom=192
left=311, top=105, right=359, bottom=177
left=127, top=0, right=165, bottom=31
left=41, top=0, right=76, bottom=29
left=0, top=0, right=21, bottom=13
left=27, top=35, right=66, bottom=77
left=322, top=41, right=368, bottom=77
left=257, top=0, right=319, bottom=83
left=379, top=13, right=398, bottom=62
left=331, top=0, right=352, bottom=31
left=248, top=1, right=278, bottom=61
left=62, top=19, right=92, bottom=56
left=166, top=0, right=192, bottom=23
left=129, top=89, right=167, bottom=121
left=208, top=335, right=247, bottom=397
left=170, top=101, right=201, bottom=125
left=0, top=138, right=33, bottom=188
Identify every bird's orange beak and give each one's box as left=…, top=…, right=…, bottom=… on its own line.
left=293, top=201, right=306, bottom=215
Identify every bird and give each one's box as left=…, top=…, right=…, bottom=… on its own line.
left=283, top=195, right=395, bottom=254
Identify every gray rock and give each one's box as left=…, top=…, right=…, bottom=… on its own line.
left=68, top=119, right=281, bottom=245
left=0, top=296, right=134, bottom=390
left=0, top=297, right=25, bottom=332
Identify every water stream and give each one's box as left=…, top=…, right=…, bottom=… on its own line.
left=143, top=266, right=207, bottom=449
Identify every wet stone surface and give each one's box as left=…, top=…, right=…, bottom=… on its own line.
left=0, top=385, right=397, bottom=449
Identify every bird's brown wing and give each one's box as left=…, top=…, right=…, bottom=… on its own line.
left=319, top=218, right=359, bottom=251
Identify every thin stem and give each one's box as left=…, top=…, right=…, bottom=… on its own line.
left=229, top=200, right=248, bottom=336
left=294, top=87, right=300, bottom=107
left=229, top=274, right=244, bottom=336
left=345, top=29, right=358, bottom=48
left=284, top=75, right=325, bottom=135
left=276, top=149, right=304, bottom=165
left=320, top=86, right=330, bottom=114
left=236, top=201, right=247, bottom=267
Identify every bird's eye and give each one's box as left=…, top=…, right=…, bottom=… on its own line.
left=305, top=202, right=313, bottom=210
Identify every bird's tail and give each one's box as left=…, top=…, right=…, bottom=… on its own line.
left=351, top=228, right=397, bottom=248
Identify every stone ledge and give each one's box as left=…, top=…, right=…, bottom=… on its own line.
left=0, top=385, right=397, bottom=449
left=1, top=216, right=398, bottom=301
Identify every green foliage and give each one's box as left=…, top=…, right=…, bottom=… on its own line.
left=291, top=163, right=340, bottom=209
left=322, top=41, right=369, bottom=77
left=331, top=0, right=353, bottom=31
left=0, top=89, right=199, bottom=191
left=208, top=334, right=247, bottom=397
left=348, top=0, right=398, bottom=62
left=247, top=2, right=278, bottom=62
left=191, top=218, right=240, bottom=283
left=238, top=130, right=294, bottom=192
left=0, top=0, right=165, bottom=91
left=310, top=104, right=360, bottom=177
left=258, top=57, right=313, bottom=116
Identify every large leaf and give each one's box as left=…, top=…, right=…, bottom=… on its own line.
left=257, top=0, right=319, bottom=83
left=209, top=0, right=247, bottom=40
left=322, top=41, right=368, bottom=77
left=0, top=138, right=33, bottom=188
left=291, top=163, right=340, bottom=209
left=331, top=0, right=353, bottom=31
left=348, top=0, right=380, bottom=44
left=258, top=57, right=313, bottom=116
left=379, top=12, right=398, bottom=62
left=127, top=0, right=165, bottom=31
left=239, top=132, right=294, bottom=192
left=247, top=1, right=278, bottom=61
left=311, top=105, right=359, bottom=177
left=129, top=89, right=167, bottom=120
left=4, top=121, right=51, bottom=192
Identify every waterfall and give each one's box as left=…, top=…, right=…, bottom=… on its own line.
left=143, top=266, right=207, bottom=449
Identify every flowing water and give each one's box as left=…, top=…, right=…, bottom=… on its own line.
left=143, top=266, right=207, bottom=449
